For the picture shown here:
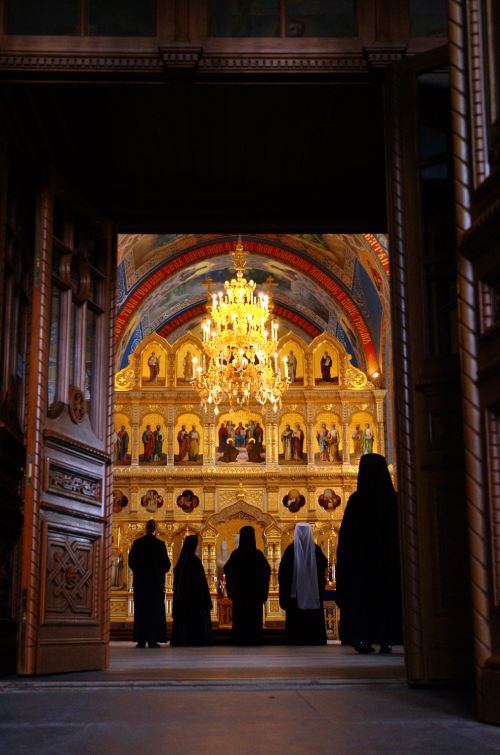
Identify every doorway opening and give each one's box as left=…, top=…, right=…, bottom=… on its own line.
left=110, top=232, right=393, bottom=644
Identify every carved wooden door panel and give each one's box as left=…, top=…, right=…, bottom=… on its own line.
left=19, top=183, right=115, bottom=674
left=386, top=48, right=473, bottom=685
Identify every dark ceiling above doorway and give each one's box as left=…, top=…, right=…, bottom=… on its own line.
left=1, top=80, right=386, bottom=232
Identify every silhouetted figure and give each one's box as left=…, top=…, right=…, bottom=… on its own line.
left=128, top=520, right=170, bottom=648
left=171, top=535, right=213, bottom=646
left=278, top=523, right=328, bottom=645
left=336, top=453, right=402, bottom=654
left=224, top=526, right=271, bottom=645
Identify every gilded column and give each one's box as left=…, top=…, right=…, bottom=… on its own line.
left=166, top=404, right=175, bottom=465
left=264, top=528, right=282, bottom=620
left=201, top=537, right=218, bottom=619
left=268, top=422, right=279, bottom=464
left=130, top=485, right=139, bottom=514
left=131, top=405, right=140, bottom=465
left=204, top=485, right=215, bottom=513
left=267, top=485, right=279, bottom=513
left=209, top=422, right=217, bottom=464
left=202, top=423, right=210, bottom=464
left=304, top=352, right=314, bottom=388
left=376, top=401, right=385, bottom=457
left=167, top=353, right=176, bottom=388
left=307, top=485, right=316, bottom=513
left=165, top=527, right=175, bottom=617
left=164, top=487, right=174, bottom=513
left=307, top=422, right=315, bottom=465
left=342, top=422, right=350, bottom=464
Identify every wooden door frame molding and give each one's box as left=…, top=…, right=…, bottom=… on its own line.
left=448, top=0, right=500, bottom=725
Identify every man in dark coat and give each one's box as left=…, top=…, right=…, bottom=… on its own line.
left=128, top=519, right=171, bottom=648
left=224, top=526, right=271, bottom=645
left=335, top=453, right=402, bottom=654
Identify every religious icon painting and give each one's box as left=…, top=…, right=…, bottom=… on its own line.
left=139, top=417, right=167, bottom=465
left=111, top=547, right=126, bottom=590
left=112, top=489, right=128, bottom=514
left=177, top=345, right=202, bottom=384
left=113, top=420, right=131, bottom=466
left=175, top=418, right=203, bottom=465
left=216, top=417, right=265, bottom=464
left=176, top=489, right=200, bottom=514
left=279, top=419, right=307, bottom=465
left=141, top=489, right=164, bottom=513
left=318, top=488, right=341, bottom=512
left=350, top=413, right=376, bottom=457
left=279, top=342, right=304, bottom=385
left=141, top=344, right=166, bottom=386
left=314, top=347, right=339, bottom=386
left=282, top=489, right=306, bottom=513
left=315, top=419, right=342, bottom=464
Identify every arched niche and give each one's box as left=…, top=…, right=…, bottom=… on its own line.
left=174, top=412, right=203, bottom=465
left=139, top=333, right=169, bottom=387
left=350, top=410, right=377, bottom=457
left=278, top=411, right=307, bottom=465
left=138, top=412, right=167, bottom=465
left=205, top=500, right=279, bottom=530
left=277, top=332, right=306, bottom=386
left=310, top=334, right=342, bottom=387
left=216, top=409, right=265, bottom=464
left=202, top=501, right=280, bottom=584
left=172, top=333, right=204, bottom=386
left=113, top=413, right=131, bottom=466
left=314, top=411, right=342, bottom=464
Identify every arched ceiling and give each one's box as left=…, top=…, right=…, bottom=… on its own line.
left=116, top=234, right=389, bottom=375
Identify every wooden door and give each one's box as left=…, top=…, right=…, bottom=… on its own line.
left=386, top=48, right=473, bottom=684
left=18, top=178, right=115, bottom=674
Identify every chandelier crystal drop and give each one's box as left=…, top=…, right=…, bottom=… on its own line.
left=193, top=238, right=290, bottom=413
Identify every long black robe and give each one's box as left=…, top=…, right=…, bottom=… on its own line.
left=335, top=453, right=403, bottom=646
left=171, top=535, right=213, bottom=646
left=128, top=533, right=171, bottom=644
left=224, top=526, right=271, bottom=645
left=278, top=543, right=328, bottom=645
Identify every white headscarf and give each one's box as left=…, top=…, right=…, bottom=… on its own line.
left=290, top=523, right=320, bottom=610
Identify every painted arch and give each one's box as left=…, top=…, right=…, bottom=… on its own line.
left=116, top=234, right=389, bottom=377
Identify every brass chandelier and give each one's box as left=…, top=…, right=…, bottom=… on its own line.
left=193, top=239, right=290, bottom=413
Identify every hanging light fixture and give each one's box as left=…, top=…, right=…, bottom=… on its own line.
left=193, top=238, right=290, bottom=414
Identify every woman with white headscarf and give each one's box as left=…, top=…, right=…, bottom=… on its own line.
left=278, top=523, right=328, bottom=645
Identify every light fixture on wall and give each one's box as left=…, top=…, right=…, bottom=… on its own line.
left=193, top=237, right=290, bottom=413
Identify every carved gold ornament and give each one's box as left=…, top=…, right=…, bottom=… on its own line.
left=115, top=367, right=136, bottom=391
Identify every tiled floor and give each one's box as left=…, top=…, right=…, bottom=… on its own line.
left=1, top=643, right=500, bottom=753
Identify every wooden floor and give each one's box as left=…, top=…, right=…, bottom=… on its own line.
left=1, top=642, right=406, bottom=686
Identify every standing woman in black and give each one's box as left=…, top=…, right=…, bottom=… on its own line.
left=224, top=526, right=271, bottom=645
left=335, top=453, right=402, bottom=653
left=171, top=534, right=213, bottom=646
left=278, top=523, right=328, bottom=645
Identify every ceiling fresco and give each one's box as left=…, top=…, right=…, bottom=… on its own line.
left=116, top=234, right=390, bottom=376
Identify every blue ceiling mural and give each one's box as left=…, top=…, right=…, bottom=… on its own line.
left=116, top=234, right=390, bottom=376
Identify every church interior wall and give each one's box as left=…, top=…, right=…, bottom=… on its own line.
left=111, top=325, right=387, bottom=630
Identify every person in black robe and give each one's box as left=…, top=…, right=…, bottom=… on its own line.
left=171, top=534, right=213, bottom=646
left=335, top=452, right=403, bottom=654
left=128, top=519, right=171, bottom=648
left=224, top=526, right=271, bottom=645
left=278, top=523, right=328, bottom=645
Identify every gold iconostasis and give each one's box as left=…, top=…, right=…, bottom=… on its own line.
left=111, top=330, right=387, bottom=628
